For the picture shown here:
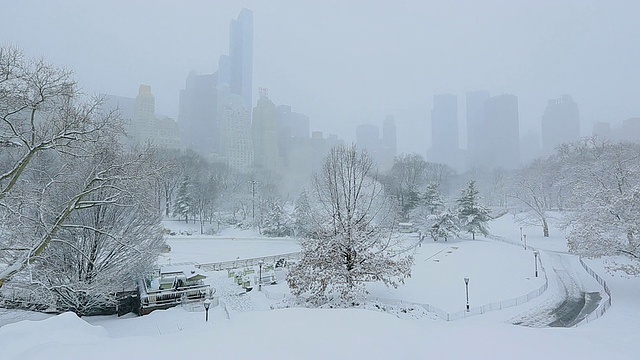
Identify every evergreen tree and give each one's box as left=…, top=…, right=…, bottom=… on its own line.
left=261, top=202, right=293, bottom=237
left=456, top=181, right=490, bottom=239
left=293, top=188, right=313, bottom=237
left=422, top=183, right=445, bottom=215
left=429, top=208, right=459, bottom=241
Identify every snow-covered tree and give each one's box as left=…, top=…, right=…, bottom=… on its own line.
left=456, top=181, right=490, bottom=239
left=287, top=145, right=413, bottom=306
left=422, top=183, right=445, bottom=215
left=293, top=188, right=314, bottom=237
left=261, top=201, right=292, bottom=237
left=383, top=154, right=429, bottom=220
left=31, top=148, right=165, bottom=315
left=429, top=208, right=459, bottom=242
left=556, top=139, right=640, bottom=261
left=0, top=46, right=146, bottom=290
left=172, top=175, right=192, bottom=223
left=507, top=159, right=553, bottom=237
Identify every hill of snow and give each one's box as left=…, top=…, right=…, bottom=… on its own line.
left=1, top=215, right=638, bottom=359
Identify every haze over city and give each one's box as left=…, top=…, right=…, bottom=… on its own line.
left=3, top=0, right=639, bottom=156
left=3, top=2, right=640, bottom=359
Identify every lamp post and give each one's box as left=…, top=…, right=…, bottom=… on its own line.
left=523, top=234, right=527, bottom=250
left=258, top=260, right=264, bottom=291
left=464, top=277, right=470, bottom=311
left=534, top=250, right=539, bottom=277
left=249, top=180, right=258, bottom=224
left=203, top=298, right=211, bottom=322
left=520, top=226, right=523, bottom=245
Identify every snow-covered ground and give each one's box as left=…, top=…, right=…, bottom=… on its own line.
left=1, top=215, right=639, bottom=359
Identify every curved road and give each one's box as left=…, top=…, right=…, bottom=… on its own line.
left=511, top=252, right=601, bottom=327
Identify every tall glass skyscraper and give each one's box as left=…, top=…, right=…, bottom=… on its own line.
left=229, top=8, right=253, bottom=110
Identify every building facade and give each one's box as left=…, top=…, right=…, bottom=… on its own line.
left=483, top=94, right=520, bottom=169
left=541, top=95, right=580, bottom=155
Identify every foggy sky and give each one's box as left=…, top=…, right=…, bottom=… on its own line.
left=2, top=0, right=639, bottom=155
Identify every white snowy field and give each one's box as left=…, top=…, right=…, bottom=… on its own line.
left=1, top=215, right=639, bottom=359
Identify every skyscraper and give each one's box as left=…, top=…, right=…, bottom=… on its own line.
left=229, top=8, right=253, bottom=110
left=484, top=94, right=520, bottom=169
left=252, top=91, right=281, bottom=173
left=541, top=95, right=580, bottom=155
left=178, top=8, right=253, bottom=161
left=429, top=94, right=459, bottom=168
left=133, top=85, right=155, bottom=143
left=178, top=72, right=217, bottom=156
left=466, top=90, right=490, bottom=167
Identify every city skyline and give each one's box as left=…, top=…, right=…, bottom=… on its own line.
left=3, top=1, right=639, bottom=156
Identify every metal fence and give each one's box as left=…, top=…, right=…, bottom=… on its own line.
left=490, top=234, right=613, bottom=326
left=573, top=258, right=612, bottom=326
left=372, top=258, right=548, bottom=321
left=232, top=236, right=550, bottom=321
left=195, top=252, right=301, bottom=272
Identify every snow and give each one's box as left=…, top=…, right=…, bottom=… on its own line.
left=1, top=215, right=639, bottom=359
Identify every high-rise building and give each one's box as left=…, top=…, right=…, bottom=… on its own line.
left=277, top=105, right=310, bottom=139
left=178, top=8, right=253, bottom=160
left=541, top=95, right=580, bottom=155
left=484, top=94, right=520, bottom=169
left=229, top=8, right=253, bottom=110
left=178, top=72, right=218, bottom=156
left=618, top=117, right=640, bottom=143
left=428, top=94, right=459, bottom=168
left=466, top=90, right=490, bottom=167
left=133, top=85, right=155, bottom=143
left=218, top=88, right=253, bottom=172
left=252, top=91, right=281, bottom=173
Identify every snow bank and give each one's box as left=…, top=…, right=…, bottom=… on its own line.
left=0, top=312, right=109, bottom=359
left=2, top=308, right=635, bottom=360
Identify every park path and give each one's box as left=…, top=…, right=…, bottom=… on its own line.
left=511, top=252, right=601, bottom=327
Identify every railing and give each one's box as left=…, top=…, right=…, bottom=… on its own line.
left=196, top=252, right=301, bottom=272
left=490, top=233, right=613, bottom=326
left=573, top=258, right=612, bottom=326
left=372, top=263, right=548, bottom=321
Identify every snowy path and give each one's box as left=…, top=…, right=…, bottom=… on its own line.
left=511, top=252, right=601, bottom=327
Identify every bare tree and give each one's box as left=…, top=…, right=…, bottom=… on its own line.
left=0, top=46, right=160, bottom=292
left=383, top=153, right=429, bottom=221
left=287, top=144, right=413, bottom=305
left=508, top=159, right=552, bottom=237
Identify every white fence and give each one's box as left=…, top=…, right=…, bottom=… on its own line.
left=490, top=234, right=612, bottom=326
left=372, top=255, right=548, bottom=321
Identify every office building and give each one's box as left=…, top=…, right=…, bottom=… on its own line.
left=541, top=95, right=580, bottom=155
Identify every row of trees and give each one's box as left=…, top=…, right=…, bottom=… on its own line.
left=288, top=136, right=640, bottom=305
left=507, top=138, right=640, bottom=261
left=287, top=145, right=492, bottom=305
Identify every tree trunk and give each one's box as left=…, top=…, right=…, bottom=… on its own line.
left=543, top=219, right=549, bottom=237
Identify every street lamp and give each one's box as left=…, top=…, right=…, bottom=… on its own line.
left=258, top=260, right=264, bottom=291
left=534, top=250, right=539, bottom=277
left=464, top=277, right=470, bottom=311
left=203, top=298, right=211, bottom=322
left=248, top=180, right=258, bottom=224
left=523, top=234, right=527, bottom=250
left=520, top=226, right=523, bottom=245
